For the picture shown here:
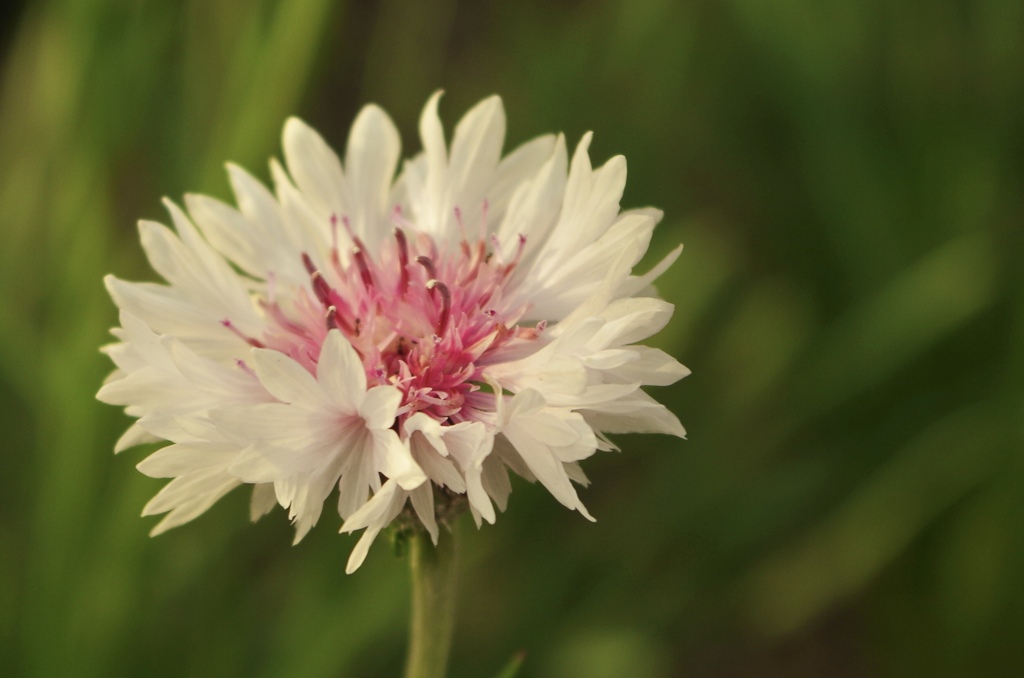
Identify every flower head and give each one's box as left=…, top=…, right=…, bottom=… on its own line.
left=99, top=93, right=688, bottom=572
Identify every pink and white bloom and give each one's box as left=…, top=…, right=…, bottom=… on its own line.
left=99, top=93, right=688, bottom=572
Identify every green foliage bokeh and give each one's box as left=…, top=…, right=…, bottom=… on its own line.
left=2, top=1, right=1023, bottom=676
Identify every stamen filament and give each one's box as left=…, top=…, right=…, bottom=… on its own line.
left=427, top=280, right=452, bottom=336
left=222, top=319, right=264, bottom=347
left=395, top=227, right=410, bottom=295
left=352, top=246, right=374, bottom=288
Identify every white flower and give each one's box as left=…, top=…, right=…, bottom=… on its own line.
left=99, top=92, right=688, bottom=572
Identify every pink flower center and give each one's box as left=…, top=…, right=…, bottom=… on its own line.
left=247, top=213, right=546, bottom=424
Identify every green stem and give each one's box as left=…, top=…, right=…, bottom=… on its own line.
left=403, top=524, right=459, bottom=678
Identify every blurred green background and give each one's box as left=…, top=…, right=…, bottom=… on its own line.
left=2, top=1, right=1023, bottom=676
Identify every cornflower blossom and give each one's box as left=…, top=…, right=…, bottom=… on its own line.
left=98, top=93, right=688, bottom=572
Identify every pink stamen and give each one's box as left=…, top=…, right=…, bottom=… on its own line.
left=308, top=270, right=333, bottom=306
left=329, top=215, right=341, bottom=266
left=416, top=255, right=437, bottom=283
left=302, top=252, right=336, bottom=306
left=390, top=204, right=416, bottom=231
left=235, top=359, right=258, bottom=379
left=454, top=206, right=466, bottom=240
left=501, top=234, right=528, bottom=282
left=259, top=228, right=545, bottom=424
left=259, top=299, right=313, bottom=337
left=512, top=234, right=527, bottom=265
left=222, top=319, right=264, bottom=348
left=456, top=240, right=486, bottom=287
left=427, top=279, right=452, bottom=336
left=352, top=245, right=374, bottom=288
left=394, top=227, right=409, bottom=294
left=301, top=252, right=317, bottom=275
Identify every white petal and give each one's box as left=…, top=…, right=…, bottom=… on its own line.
left=342, top=482, right=410, bottom=574
left=317, top=330, right=367, bottom=411
left=616, top=242, right=682, bottom=299
left=212, top=402, right=318, bottom=444
left=605, top=346, right=691, bottom=386
left=542, top=382, right=641, bottom=409
left=118, top=311, right=177, bottom=372
left=251, top=348, right=324, bottom=406
left=404, top=412, right=448, bottom=455
left=420, top=451, right=465, bottom=493
left=480, top=451, right=513, bottom=512
left=96, top=367, right=185, bottom=409
left=502, top=393, right=595, bottom=520
left=144, top=200, right=258, bottom=330
left=563, top=461, right=591, bottom=486
left=555, top=240, right=652, bottom=329
left=583, top=391, right=687, bottom=437
left=282, top=117, right=348, bottom=221
left=337, top=433, right=375, bottom=519
left=250, top=483, right=277, bottom=521
left=185, top=192, right=268, bottom=278
left=582, top=348, right=640, bottom=371
left=227, top=444, right=290, bottom=483
left=345, top=104, right=401, bottom=244
left=167, top=337, right=269, bottom=402
left=341, top=478, right=400, bottom=533
left=519, top=410, right=581, bottom=447
left=143, top=467, right=236, bottom=516
left=290, top=451, right=348, bottom=544
left=506, top=428, right=583, bottom=511
left=544, top=146, right=626, bottom=262
left=485, top=350, right=587, bottom=400
left=102, top=341, right=140, bottom=374
left=105, top=276, right=235, bottom=355
left=375, top=428, right=427, bottom=490
left=404, top=414, right=465, bottom=490
left=444, top=422, right=495, bottom=524
left=136, top=442, right=237, bottom=478
left=409, top=483, right=439, bottom=544
left=274, top=474, right=300, bottom=514
left=523, top=212, right=653, bottom=320
left=591, top=297, right=675, bottom=348
left=496, top=134, right=567, bottom=262
left=418, top=90, right=448, bottom=208
left=486, top=133, right=557, bottom=222
left=136, top=411, right=195, bottom=443
left=408, top=429, right=466, bottom=492
left=492, top=433, right=536, bottom=482
left=549, top=213, right=654, bottom=290
left=360, top=385, right=402, bottom=431
left=447, top=95, right=505, bottom=222
left=114, top=422, right=159, bottom=453
left=149, top=476, right=240, bottom=536
left=267, top=159, right=333, bottom=265
left=560, top=132, right=594, bottom=222
left=346, top=526, right=384, bottom=574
